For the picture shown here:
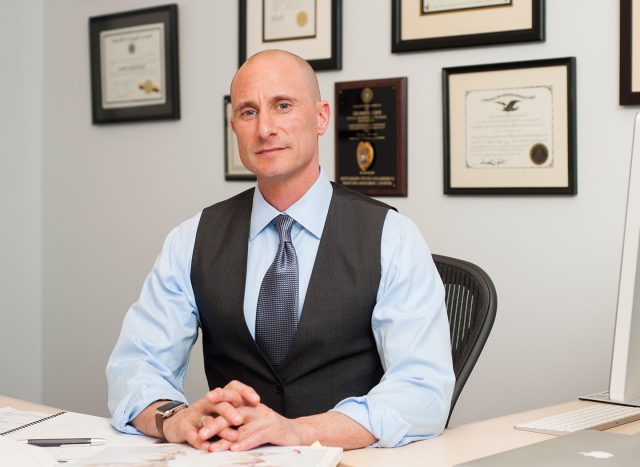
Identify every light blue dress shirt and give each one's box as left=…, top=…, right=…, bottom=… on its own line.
left=107, top=171, right=455, bottom=447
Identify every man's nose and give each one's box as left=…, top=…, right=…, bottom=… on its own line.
left=258, top=111, right=277, bottom=139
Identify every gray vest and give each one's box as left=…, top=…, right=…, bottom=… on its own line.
left=191, top=183, right=390, bottom=417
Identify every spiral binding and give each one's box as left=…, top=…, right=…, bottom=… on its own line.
left=1, top=411, right=66, bottom=436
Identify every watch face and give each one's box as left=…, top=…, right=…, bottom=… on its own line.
left=157, top=400, right=186, bottom=414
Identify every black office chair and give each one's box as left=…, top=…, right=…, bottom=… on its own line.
left=432, top=254, right=497, bottom=426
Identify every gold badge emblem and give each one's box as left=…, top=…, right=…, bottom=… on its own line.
left=361, top=87, right=374, bottom=104
left=356, top=141, right=375, bottom=172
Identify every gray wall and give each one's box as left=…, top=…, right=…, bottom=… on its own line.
left=0, top=0, right=43, bottom=403
left=3, top=0, right=636, bottom=427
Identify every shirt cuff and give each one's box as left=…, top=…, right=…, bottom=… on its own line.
left=331, top=397, right=412, bottom=448
left=109, top=385, right=188, bottom=435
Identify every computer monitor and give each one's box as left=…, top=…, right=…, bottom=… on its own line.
left=582, top=113, right=640, bottom=407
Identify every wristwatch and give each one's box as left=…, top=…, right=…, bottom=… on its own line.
left=154, top=400, right=188, bottom=439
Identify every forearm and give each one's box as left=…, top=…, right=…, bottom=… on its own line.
left=294, top=412, right=376, bottom=450
left=107, top=216, right=200, bottom=433
left=131, top=401, right=168, bottom=438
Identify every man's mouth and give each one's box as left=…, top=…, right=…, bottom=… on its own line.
left=256, top=146, right=286, bottom=155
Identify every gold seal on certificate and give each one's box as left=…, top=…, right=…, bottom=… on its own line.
left=530, top=143, right=549, bottom=165
left=138, top=80, right=161, bottom=94
left=356, top=141, right=375, bottom=171
left=296, top=10, right=309, bottom=27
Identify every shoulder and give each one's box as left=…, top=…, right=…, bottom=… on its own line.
left=202, top=188, right=255, bottom=215
left=162, top=211, right=202, bottom=252
left=382, top=209, right=431, bottom=255
left=330, top=182, right=396, bottom=212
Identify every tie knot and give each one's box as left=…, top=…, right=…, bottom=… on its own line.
left=273, top=214, right=294, bottom=243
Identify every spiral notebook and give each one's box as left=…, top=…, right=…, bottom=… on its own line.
left=0, top=407, right=157, bottom=463
left=0, top=407, right=69, bottom=437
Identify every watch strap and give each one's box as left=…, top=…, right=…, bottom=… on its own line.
left=154, top=401, right=188, bottom=440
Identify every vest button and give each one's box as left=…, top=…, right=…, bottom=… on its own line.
left=273, top=383, right=283, bottom=393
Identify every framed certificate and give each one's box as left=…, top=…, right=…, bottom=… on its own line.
left=224, top=95, right=256, bottom=181
left=392, top=0, right=544, bottom=52
left=89, top=5, right=180, bottom=123
left=335, top=78, right=408, bottom=197
left=621, top=0, right=640, bottom=105
left=239, top=0, right=341, bottom=70
left=443, top=57, right=577, bottom=195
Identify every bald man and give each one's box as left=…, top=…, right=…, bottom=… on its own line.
left=107, top=50, right=454, bottom=451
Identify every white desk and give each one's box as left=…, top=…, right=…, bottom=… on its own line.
left=343, top=400, right=640, bottom=466
left=3, top=395, right=640, bottom=466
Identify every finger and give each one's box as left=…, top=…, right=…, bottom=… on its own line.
left=230, top=428, right=269, bottom=452
left=205, top=388, right=246, bottom=409
left=231, top=415, right=272, bottom=450
left=208, top=438, right=233, bottom=453
left=204, top=387, right=228, bottom=403
left=206, top=385, right=260, bottom=408
left=212, top=401, right=243, bottom=425
left=217, top=426, right=239, bottom=442
left=225, top=380, right=261, bottom=406
left=197, top=400, right=243, bottom=429
left=199, top=412, right=234, bottom=440
left=162, top=407, right=204, bottom=445
left=182, top=423, right=211, bottom=451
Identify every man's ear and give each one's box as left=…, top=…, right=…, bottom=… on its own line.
left=317, top=100, right=331, bottom=136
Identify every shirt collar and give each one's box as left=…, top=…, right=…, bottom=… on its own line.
left=249, top=169, right=332, bottom=241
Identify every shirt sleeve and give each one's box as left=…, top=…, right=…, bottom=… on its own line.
left=331, top=209, right=455, bottom=447
left=106, top=213, right=201, bottom=434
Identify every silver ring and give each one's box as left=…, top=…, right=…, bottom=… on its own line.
left=198, top=415, right=207, bottom=428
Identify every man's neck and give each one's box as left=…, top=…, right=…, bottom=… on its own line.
left=258, top=168, right=320, bottom=212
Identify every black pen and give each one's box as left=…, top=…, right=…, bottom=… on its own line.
left=18, top=438, right=106, bottom=447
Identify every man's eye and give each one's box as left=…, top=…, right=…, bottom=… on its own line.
left=241, top=109, right=256, bottom=118
left=277, top=103, right=291, bottom=110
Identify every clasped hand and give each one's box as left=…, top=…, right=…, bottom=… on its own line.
left=162, top=380, right=308, bottom=452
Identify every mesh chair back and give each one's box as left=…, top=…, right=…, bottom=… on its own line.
left=432, top=254, right=497, bottom=426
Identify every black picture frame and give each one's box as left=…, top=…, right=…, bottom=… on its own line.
left=621, top=0, right=640, bottom=105
left=224, top=95, right=256, bottom=181
left=239, top=0, right=341, bottom=70
left=443, top=57, right=577, bottom=195
left=89, top=4, right=180, bottom=124
left=392, top=0, right=544, bottom=53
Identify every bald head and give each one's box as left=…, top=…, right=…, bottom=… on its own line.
left=230, top=50, right=321, bottom=104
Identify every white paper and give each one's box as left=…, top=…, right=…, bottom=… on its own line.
left=464, top=85, right=554, bottom=169
left=0, top=437, right=58, bottom=467
left=422, top=0, right=511, bottom=14
left=226, top=100, right=245, bottom=174
left=2, top=409, right=157, bottom=463
left=100, top=23, right=166, bottom=109
left=245, top=0, right=331, bottom=61
left=69, top=444, right=342, bottom=467
left=263, top=0, right=316, bottom=41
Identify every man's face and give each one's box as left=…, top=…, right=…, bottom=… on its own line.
left=230, top=54, right=329, bottom=184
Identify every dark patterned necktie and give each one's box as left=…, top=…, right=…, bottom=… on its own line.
left=255, top=214, right=299, bottom=371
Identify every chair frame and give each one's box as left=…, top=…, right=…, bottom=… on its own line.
left=432, top=254, right=497, bottom=426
